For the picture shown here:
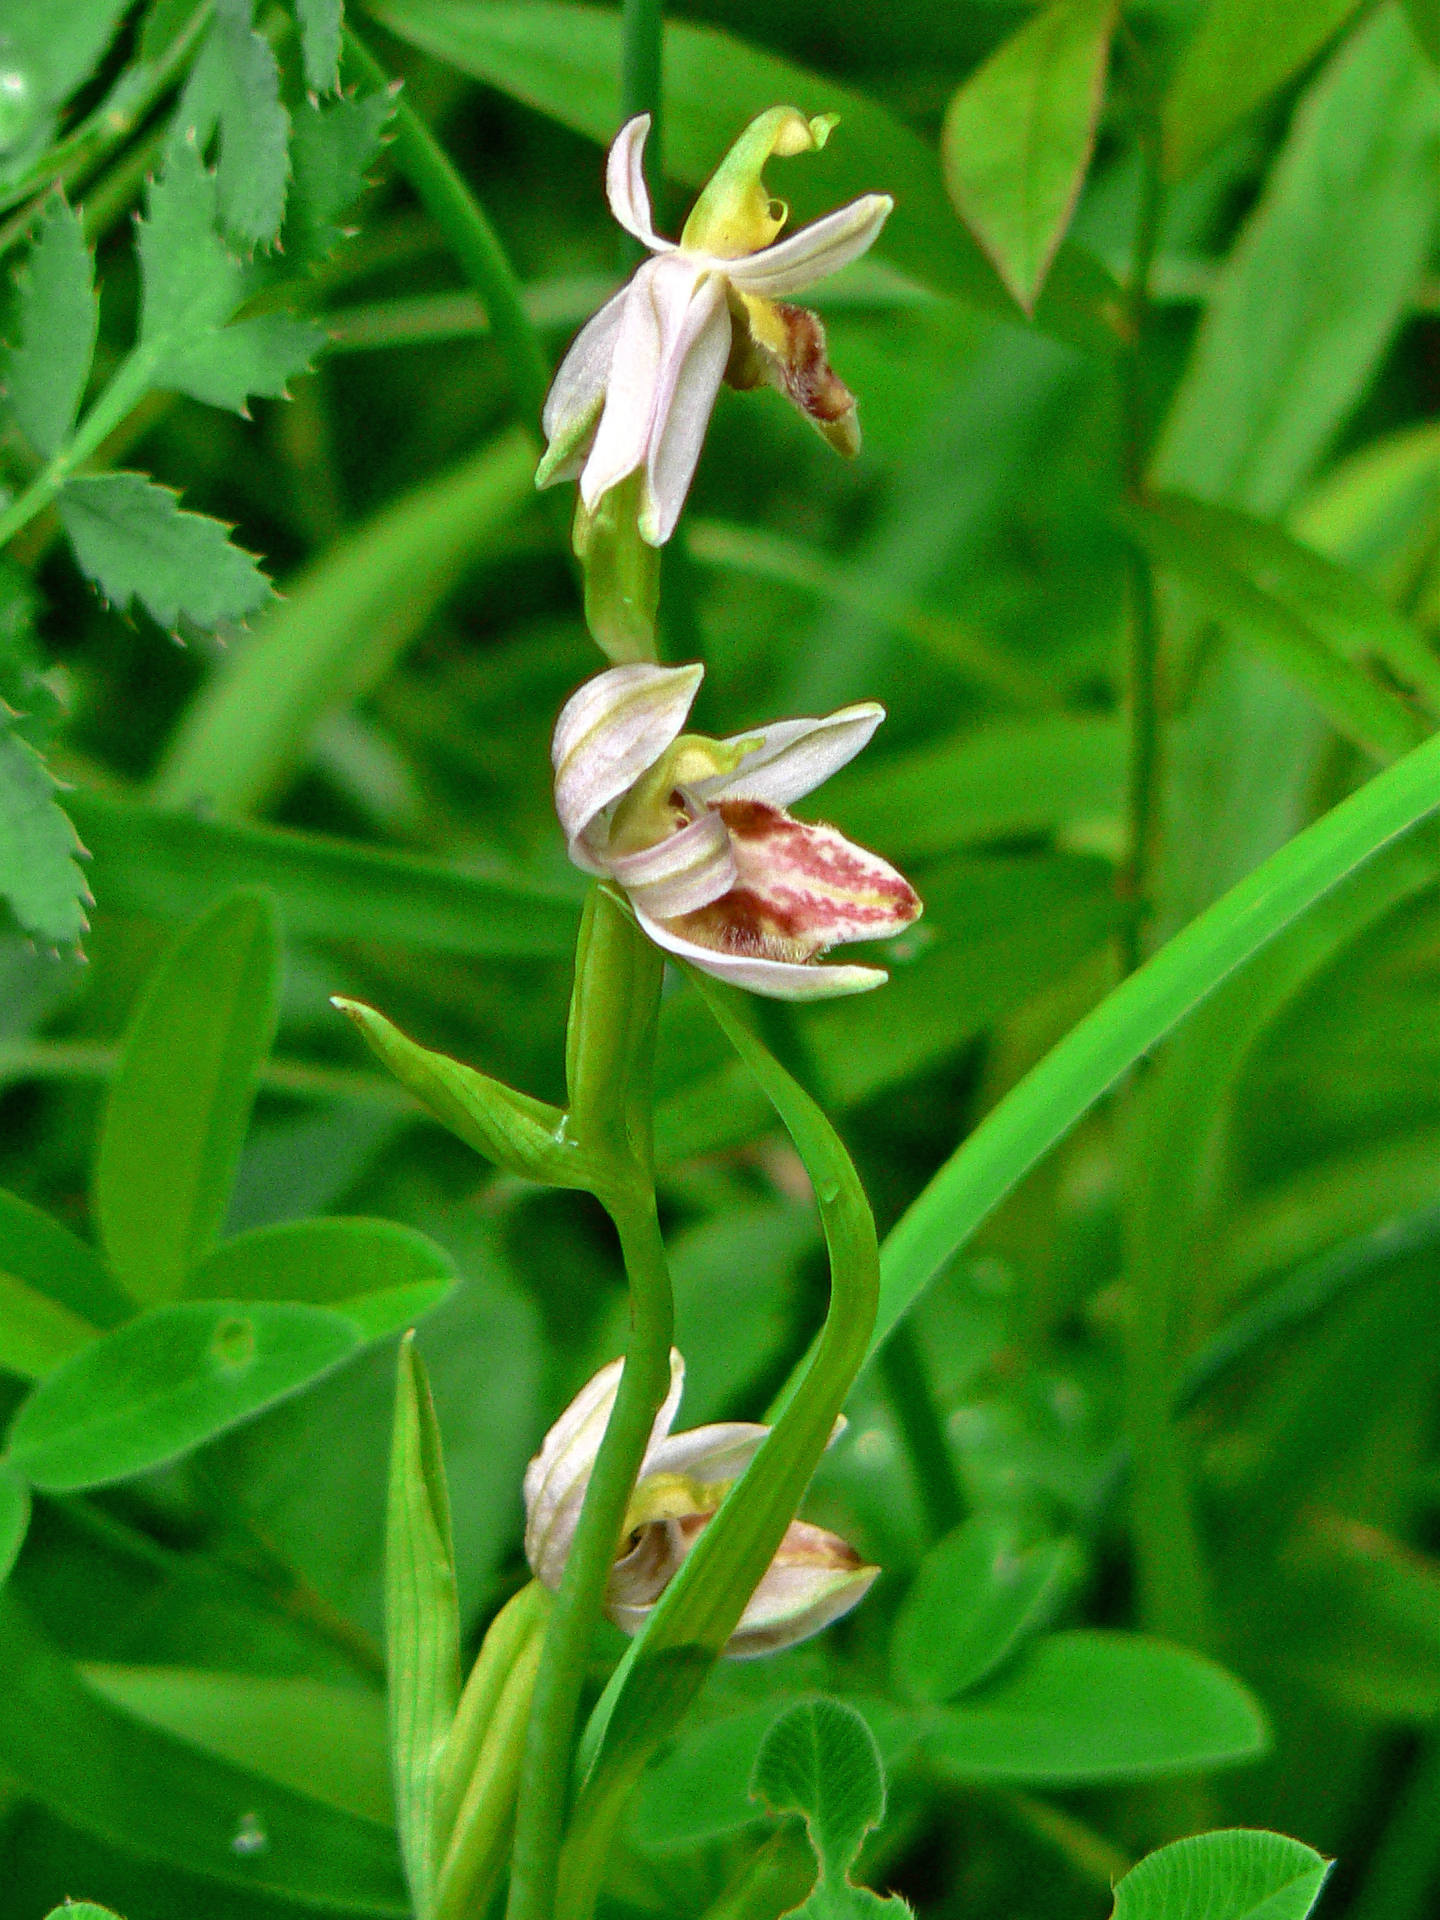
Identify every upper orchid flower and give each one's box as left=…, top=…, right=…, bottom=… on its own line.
left=524, top=1351, right=877, bottom=1658
left=552, top=661, right=922, bottom=999
left=535, top=107, right=893, bottom=546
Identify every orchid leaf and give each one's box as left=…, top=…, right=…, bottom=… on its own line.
left=1111, top=1831, right=1332, bottom=1920
left=386, top=1333, right=461, bottom=1920
left=750, top=1698, right=911, bottom=1920
left=334, top=997, right=602, bottom=1189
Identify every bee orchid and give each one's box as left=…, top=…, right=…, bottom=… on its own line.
left=536, top=107, right=893, bottom=546
left=552, top=661, right=922, bottom=999
left=524, top=1351, right=877, bottom=1657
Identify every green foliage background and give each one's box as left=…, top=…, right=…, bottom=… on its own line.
left=1, top=0, right=1440, bottom=1916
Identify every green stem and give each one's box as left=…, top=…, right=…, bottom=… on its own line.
left=1118, top=72, right=1164, bottom=978
left=0, top=346, right=160, bottom=549
left=342, top=27, right=551, bottom=432
left=878, top=1319, right=965, bottom=1540
left=506, top=1195, right=673, bottom=1920
left=506, top=892, right=672, bottom=1920
left=0, top=0, right=214, bottom=234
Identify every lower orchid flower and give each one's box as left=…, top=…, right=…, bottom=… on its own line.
left=552, top=660, right=922, bottom=999
left=524, top=1352, right=877, bottom=1657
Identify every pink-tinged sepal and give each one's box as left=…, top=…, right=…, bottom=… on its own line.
left=726, top=1520, right=879, bottom=1658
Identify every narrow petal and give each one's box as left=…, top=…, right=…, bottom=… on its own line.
left=725, top=1520, right=879, bottom=1658
left=640, top=271, right=732, bottom=545
left=723, top=194, right=893, bottom=299
left=552, top=661, right=703, bottom=848
left=606, top=114, right=666, bottom=251
left=696, top=703, right=885, bottom=809
left=610, top=807, right=737, bottom=919
left=635, top=902, right=891, bottom=1000
left=640, top=1421, right=770, bottom=1484
left=523, top=1349, right=685, bottom=1591
left=582, top=255, right=708, bottom=511
left=537, top=285, right=629, bottom=488
left=680, top=107, right=837, bottom=258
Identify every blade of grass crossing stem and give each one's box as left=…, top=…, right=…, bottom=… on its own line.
left=387, top=1334, right=461, bottom=1920
left=343, top=28, right=550, bottom=428
left=870, top=726, right=1440, bottom=1366
left=558, top=965, right=880, bottom=1920
left=92, top=890, right=279, bottom=1309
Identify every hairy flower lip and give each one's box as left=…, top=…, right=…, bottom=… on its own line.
left=551, top=662, right=921, bottom=1000
left=537, top=111, right=893, bottom=545
left=523, top=1351, right=876, bottom=1657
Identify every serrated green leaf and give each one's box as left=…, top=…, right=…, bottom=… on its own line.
left=0, top=1462, right=29, bottom=1584
left=751, top=1698, right=911, bottom=1920
left=58, top=472, right=273, bottom=630
left=1112, top=1831, right=1332, bottom=1920
left=6, top=193, right=97, bottom=460
left=141, top=131, right=243, bottom=346
left=287, top=86, right=395, bottom=267
left=161, top=310, right=325, bottom=412
left=0, top=716, right=90, bottom=946
left=1162, top=0, right=1368, bottom=180
left=176, top=0, right=291, bottom=248
left=4, top=1297, right=364, bottom=1490
left=941, top=0, right=1118, bottom=315
left=892, top=1515, right=1084, bottom=1703
left=93, top=891, right=279, bottom=1307
left=387, top=1333, right=461, bottom=1920
left=297, top=0, right=345, bottom=92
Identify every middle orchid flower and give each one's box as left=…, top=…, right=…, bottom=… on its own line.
left=524, top=1351, right=878, bottom=1658
left=535, top=107, right=893, bottom=545
left=553, top=662, right=922, bottom=999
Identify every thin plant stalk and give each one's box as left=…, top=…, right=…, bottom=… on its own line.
left=342, top=27, right=551, bottom=432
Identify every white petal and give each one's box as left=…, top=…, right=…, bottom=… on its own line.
left=640, top=1421, right=770, bottom=1483
left=640, top=272, right=732, bottom=545
left=552, top=660, right=703, bottom=848
left=606, top=114, right=666, bottom=251
left=726, top=1523, right=879, bottom=1658
left=697, top=703, right=886, bottom=808
left=523, top=1349, right=684, bottom=1591
left=610, top=807, right=737, bottom=918
left=581, top=254, right=707, bottom=510
left=537, top=285, right=629, bottom=487
left=721, top=194, right=893, bottom=299
left=634, top=902, right=891, bottom=1000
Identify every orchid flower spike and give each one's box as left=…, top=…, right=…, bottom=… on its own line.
left=524, top=1352, right=877, bottom=1657
left=536, top=107, right=894, bottom=545
left=552, top=661, right=922, bottom=999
